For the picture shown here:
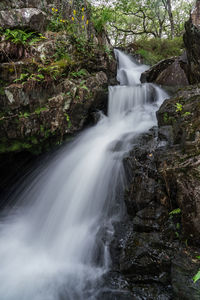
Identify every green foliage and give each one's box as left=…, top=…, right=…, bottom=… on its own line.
left=163, top=112, right=169, bottom=123
left=14, top=73, right=29, bottom=83
left=34, top=107, right=47, bottom=115
left=175, top=102, right=183, bottom=112
left=53, top=43, right=72, bottom=61
left=91, top=7, right=113, bottom=33
left=136, top=49, right=159, bottom=66
left=103, top=45, right=113, bottom=59
left=80, top=80, right=89, bottom=91
left=47, top=8, right=68, bottom=32
left=182, top=111, right=191, bottom=117
left=38, top=55, right=73, bottom=80
left=193, top=271, right=200, bottom=283
left=69, top=69, right=87, bottom=78
left=135, top=37, right=183, bottom=65
left=72, top=35, right=88, bottom=54
left=0, top=141, right=32, bottom=153
left=14, top=73, right=45, bottom=84
left=19, top=112, right=30, bottom=118
left=169, top=208, right=181, bottom=215
left=92, top=0, right=194, bottom=45
left=3, top=29, right=42, bottom=45
left=40, top=125, right=45, bottom=133
left=65, top=113, right=72, bottom=128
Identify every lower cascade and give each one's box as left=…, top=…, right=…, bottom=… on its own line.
left=0, top=50, right=167, bottom=300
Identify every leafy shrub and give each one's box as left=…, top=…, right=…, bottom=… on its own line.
left=91, top=7, right=113, bottom=33
left=135, top=37, right=184, bottom=65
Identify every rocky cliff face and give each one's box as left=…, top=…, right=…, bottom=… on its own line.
left=0, top=0, right=115, bottom=155
left=113, top=2, right=200, bottom=298
left=109, top=84, right=200, bottom=299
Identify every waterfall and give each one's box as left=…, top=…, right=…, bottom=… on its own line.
left=0, top=50, right=168, bottom=300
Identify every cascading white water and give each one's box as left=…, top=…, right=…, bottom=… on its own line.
left=0, top=50, right=168, bottom=300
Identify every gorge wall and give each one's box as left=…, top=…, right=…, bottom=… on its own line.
left=0, top=1, right=200, bottom=299
left=113, top=2, right=200, bottom=298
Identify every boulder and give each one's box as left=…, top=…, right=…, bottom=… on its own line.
left=0, top=0, right=58, bottom=10
left=0, top=8, right=47, bottom=32
left=141, top=57, right=176, bottom=83
left=141, top=57, right=189, bottom=87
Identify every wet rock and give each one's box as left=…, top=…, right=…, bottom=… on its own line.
left=130, top=283, right=173, bottom=300
left=109, top=205, right=174, bottom=298
left=124, top=130, right=161, bottom=216
left=96, top=271, right=135, bottom=300
left=172, top=250, right=200, bottom=300
left=119, top=231, right=172, bottom=276
left=158, top=126, right=174, bottom=146
left=0, top=8, right=47, bottom=32
left=132, top=203, right=168, bottom=233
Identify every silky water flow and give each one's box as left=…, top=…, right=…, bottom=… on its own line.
left=0, top=50, right=168, bottom=300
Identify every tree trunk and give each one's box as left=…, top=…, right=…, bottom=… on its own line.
left=166, top=0, right=174, bottom=39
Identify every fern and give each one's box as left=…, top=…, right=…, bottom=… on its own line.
left=169, top=208, right=181, bottom=215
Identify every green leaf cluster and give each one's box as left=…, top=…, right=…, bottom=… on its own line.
left=2, top=29, right=42, bottom=45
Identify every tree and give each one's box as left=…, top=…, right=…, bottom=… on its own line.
left=90, top=0, right=195, bottom=46
left=162, top=0, right=174, bottom=38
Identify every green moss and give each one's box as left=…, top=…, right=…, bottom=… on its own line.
left=34, top=107, right=48, bottom=115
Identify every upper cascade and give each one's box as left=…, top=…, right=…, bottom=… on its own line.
left=114, top=49, right=149, bottom=85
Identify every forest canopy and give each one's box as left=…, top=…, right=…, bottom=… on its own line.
left=90, top=0, right=195, bottom=46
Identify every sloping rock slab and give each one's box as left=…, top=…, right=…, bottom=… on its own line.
left=141, top=58, right=176, bottom=83
left=141, top=57, right=189, bottom=87
left=0, top=8, right=47, bottom=32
